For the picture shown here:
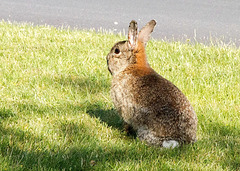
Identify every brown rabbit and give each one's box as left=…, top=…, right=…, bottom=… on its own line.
left=106, top=20, right=197, bottom=148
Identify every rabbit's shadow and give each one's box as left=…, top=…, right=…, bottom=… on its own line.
left=86, top=104, right=124, bottom=130
left=86, top=104, right=137, bottom=137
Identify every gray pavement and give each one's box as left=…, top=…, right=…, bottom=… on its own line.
left=1, top=0, right=240, bottom=45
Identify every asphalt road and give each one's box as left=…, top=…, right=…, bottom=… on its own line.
left=1, top=0, right=240, bottom=45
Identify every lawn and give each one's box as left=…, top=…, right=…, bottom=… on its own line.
left=0, top=21, right=239, bottom=170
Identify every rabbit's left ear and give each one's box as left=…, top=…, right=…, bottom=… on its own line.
left=138, top=20, right=156, bottom=46
left=128, top=20, right=138, bottom=50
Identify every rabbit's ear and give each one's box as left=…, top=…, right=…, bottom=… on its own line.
left=128, top=20, right=138, bottom=50
left=138, top=20, right=156, bottom=46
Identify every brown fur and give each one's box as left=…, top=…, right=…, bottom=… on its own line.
left=106, top=20, right=197, bottom=146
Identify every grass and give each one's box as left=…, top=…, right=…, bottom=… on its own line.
left=0, top=21, right=239, bottom=170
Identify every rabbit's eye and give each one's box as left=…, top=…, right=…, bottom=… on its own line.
left=114, top=48, right=120, bottom=54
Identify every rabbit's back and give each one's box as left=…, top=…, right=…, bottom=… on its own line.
left=111, top=65, right=197, bottom=144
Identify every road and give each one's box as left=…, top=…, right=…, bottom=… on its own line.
left=1, top=0, right=240, bottom=45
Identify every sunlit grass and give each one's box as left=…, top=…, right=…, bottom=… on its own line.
left=0, top=21, right=239, bottom=170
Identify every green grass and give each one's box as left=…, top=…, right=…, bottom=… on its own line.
left=0, top=21, right=239, bottom=170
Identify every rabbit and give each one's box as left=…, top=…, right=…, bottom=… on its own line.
left=106, top=20, right=197, bottom=148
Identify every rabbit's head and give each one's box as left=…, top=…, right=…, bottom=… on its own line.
left=106, top=20, right=156, bottom=76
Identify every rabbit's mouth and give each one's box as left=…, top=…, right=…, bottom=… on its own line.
left=106, top=57, right=113, bottom=75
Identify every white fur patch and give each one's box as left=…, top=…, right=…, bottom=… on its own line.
left=162, top=140, right=179, bottom=149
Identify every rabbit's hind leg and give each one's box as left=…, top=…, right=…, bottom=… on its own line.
left=137, top=127, right=179, bottom=148
left=137, top=127, right=162, bottom=146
